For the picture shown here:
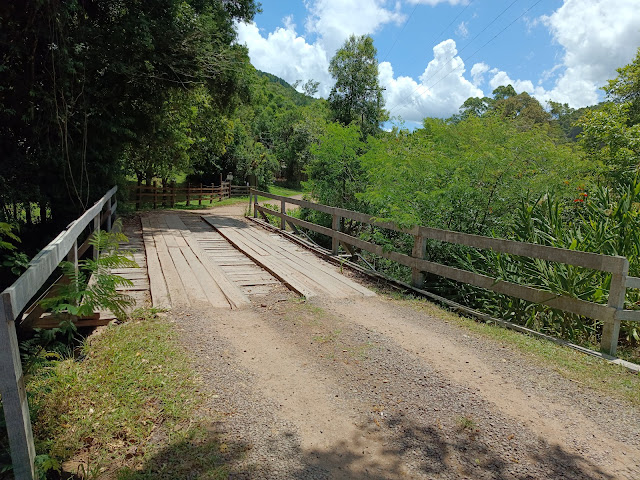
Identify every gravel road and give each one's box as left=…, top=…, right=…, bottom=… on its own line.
left=171, top=285, right=640, bottom=479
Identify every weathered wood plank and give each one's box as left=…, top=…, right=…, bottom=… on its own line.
left=203, top=216, right=317, bottom=298
left=147, top=217, right=191, bottom=309
left=141, top=217, right=171, bottom=309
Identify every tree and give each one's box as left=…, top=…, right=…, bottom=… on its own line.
left=604, top=47, right=640, bottom=125
left=0, top=0, right=257, bottom=233
left=578, top=49, right=640, bottom=183
left=328, top=35, right=388, bottom=138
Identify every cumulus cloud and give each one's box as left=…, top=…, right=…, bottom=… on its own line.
left=470, top=62, right=489, bottom=87
left=305, top=0, right=405, bottom=55
left=235, top=20, right=332, bottom=96
left=540, top=0, right=640, bottom=107
left=381, top=40, right=483, bottom=122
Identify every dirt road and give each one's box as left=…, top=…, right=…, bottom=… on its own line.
left=168, top=290, right=639, bottom=479
left=163, top=200, right=640, bottom=479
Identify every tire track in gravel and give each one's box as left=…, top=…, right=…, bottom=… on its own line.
left=317, top=295, right=640, bottom=480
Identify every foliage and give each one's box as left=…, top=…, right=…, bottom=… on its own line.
left=1, top=0, right=256, bottom=232
left=305, top=123, right=369, bottom=211
left=452, top=178, right=640, bottom=347
left=27, top=312, right=202, bottom=477
left=361, top=116, right=592, bottom=239
left=604, top=47, right=640, bottom=125
left=40, top=226, right=138, bottom=320
left=328, top=35, right=388, bottom=138
left=0, top=222, right=28, bottom=289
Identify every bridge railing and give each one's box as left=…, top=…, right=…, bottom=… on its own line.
left=0, top=186, right=117, bottom=480
left=250, top=189, right=640, bottom=357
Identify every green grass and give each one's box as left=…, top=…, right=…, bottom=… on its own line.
left=27, top=310, right=228, bottom=479
left=401, top=295, right=640, bottom=406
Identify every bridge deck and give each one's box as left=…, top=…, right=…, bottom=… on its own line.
left=140, top=213, right=374, bottom=310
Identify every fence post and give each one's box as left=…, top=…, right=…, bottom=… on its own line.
left=601, top=259, right=629, bottom=355
left=198, top=183, right=203, bottom=206
left=135, top=179, right=141, bottom=210
left=106, top=195, right=112, bottom=232
left=411, top=235, right=426, bottom=288
left=152, top=181, right=157, bottom=210
left=93, top=214, right=100, bottom=261
left=0, top=292, right=37, bottom=480
left=186, top=183, right=191, bottom=206
left=210, top=185, right=214, bottom=204
left=248, top=191, right=253, bottom=217
left=161, top=182, right=167, bottom=208
left=280, top=199, right=286, bottom=230
left=331, top=212, right=341, bottom=255
left=253, top=191, right=258, bottom=218
left=170, top=181, right=176, bottom=208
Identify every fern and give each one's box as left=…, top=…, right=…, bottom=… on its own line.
left=41, top=221, right=139, bottom=321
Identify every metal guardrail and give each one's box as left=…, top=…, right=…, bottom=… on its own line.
left=250, top=189, right=640, bottom=357
left=0, top=186, right=117, bottom=479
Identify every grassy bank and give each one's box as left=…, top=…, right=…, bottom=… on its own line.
left=26, top=311, right=226, bottom=479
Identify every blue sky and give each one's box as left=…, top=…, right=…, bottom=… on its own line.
left=236, top=0, right=640, bottom=124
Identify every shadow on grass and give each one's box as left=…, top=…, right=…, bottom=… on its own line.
left=115, top=413, right=615, bottom=480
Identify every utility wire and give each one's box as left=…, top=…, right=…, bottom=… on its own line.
left=381, top=4, right=419, bottom=62
left=387, top=0, right=522, bottom=116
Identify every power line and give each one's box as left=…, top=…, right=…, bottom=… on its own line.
left=381, top=4, right=419, bottom=63
left=386, top=0, right=522, bottom=116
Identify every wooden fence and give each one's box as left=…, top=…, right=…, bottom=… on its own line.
left=250, top=189, right=640, bottom=357
left=0, top=187, right=117, bottom=480
left=130, top=182, right=250, bottom=209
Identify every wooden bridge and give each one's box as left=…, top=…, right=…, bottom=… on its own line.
left=3, top=185, right=640, bottom=478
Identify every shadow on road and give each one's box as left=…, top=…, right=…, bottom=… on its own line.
left=116, top=413, right=614, bottom=480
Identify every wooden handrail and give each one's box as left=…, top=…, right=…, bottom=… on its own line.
left=250, top=189, right=637, bottom=356
left=0, top=186, right=117, bottom=479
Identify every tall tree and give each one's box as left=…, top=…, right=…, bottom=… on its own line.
left=328, top=35, right=387, bottom=138
left=0, top=0, right=256, bottom=231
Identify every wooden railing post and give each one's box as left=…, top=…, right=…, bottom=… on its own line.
left=210, top=185, right=214, bottom=204
left=0, top=293, right=36, bottom=480
left=170, top=181, right=176, bottom=208
left=198, top=183, right=203, bottom=206
left=602, top=259, right=629, bottom=355
left=253, top=191, right=258, bottom=218
left=152, top=181, right=158, bottom=210
left=135, top=179, right=141, bottom=210
left=331, top=212, right=341, bottom=255
left=186, top=183, right=191, bottom=206
left=411, top=235, right=426, bottom=288
left=106, top=195, right=112, bottom=232
left=93, top=214, right=100, bottom=261
left=280, top=199, right=286, bottom=230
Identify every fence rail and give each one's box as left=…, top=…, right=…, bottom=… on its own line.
left=130, top=182, right=250, bottom=209
left=1, top=187, right=117, bottom=480
left=250, top=189, right=640, bottom=357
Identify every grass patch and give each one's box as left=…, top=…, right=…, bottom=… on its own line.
left=27, top=310, right=228, bottom=478
left=401, top=295, right=640, bottom=406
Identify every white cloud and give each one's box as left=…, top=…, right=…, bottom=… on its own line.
left=488, top=69, right=535, bottom=96
left=470, top=62, right=489, bottom=87
left=539, top=0, right=640, bottom=107
left=235, top=21, right=332, bottom=96
left=381, top=40, right=483, bottom=121
left=455, top=21, right=469, bottom=38
left=305, top=0, right=405, bottom=55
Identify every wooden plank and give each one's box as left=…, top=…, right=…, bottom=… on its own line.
left=141, top=217, right=171, bottom=309
left=239, top=226, right=350, bottom=297
left=204, top=216, right=317, bottom=298
left=163, top=215, right=230, bottom=309
left=241, top=224, right=374, bottom=297
left=0, top=293, right=36, bottom=480
left=147, top=217, right=190, bottom=309
left=166, top=216, right=249, bottom=308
